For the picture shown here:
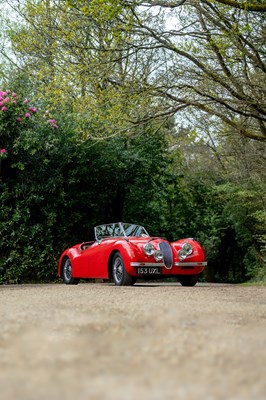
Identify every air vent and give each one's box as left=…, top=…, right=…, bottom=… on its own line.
left=159, top=242, right=173, bottom=269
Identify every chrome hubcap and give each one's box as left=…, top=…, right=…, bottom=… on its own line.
left=114, top=258, right=123, bottom=282
left=64, top=259, right=72, bottom=280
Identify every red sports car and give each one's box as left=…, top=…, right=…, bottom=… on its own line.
left=58, top=222, right=207, bottom=286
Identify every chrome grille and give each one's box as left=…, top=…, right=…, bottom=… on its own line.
left=159, top=242, right=173, bottom=269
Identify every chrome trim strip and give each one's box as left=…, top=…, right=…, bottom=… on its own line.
left=131, top=262, right=165, bottom=267
left=174, top=262, right=208, bottom=267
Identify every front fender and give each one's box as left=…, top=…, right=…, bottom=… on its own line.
left=171, top=238, right=206, bottom=262
left=109, top=240, right=143, bottom=275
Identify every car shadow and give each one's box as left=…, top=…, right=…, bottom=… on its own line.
left=127, top=282, right=235, bottom=288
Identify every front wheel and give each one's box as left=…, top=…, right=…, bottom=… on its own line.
left=178, top=275, right=198, bottom=287
left=112, top=253, right=135, bottom=286
left=62, top=257, right=80, bottom=285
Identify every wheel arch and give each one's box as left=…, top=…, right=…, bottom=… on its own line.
left=59, top=255, right=70, bottom=278
left=107, top=243, right=135, bottom=279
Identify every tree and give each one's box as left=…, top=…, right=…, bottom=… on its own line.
left=2, top=0, right=266, bottom=141
left=1, top=0, right=157, bottom=138
left=167, top=119, right=266, bottom=281
left=125, top=0, right=266, bottom=141
left=206, top=1, right=266, bottom=13
left=141, top=1, right=266, bottom=13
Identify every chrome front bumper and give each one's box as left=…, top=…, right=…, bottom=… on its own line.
left=174, top=262, right=208, bottom=267
left=130, top=261, right=207, bottom=268
left=130, top=262, right=165, bottom=267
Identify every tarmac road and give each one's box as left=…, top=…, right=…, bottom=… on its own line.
left=1, top=282, right=266, bottom=400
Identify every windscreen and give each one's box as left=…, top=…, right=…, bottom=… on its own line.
left=95, top=223, right=149, bottom=241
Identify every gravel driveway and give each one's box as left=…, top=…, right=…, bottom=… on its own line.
left=1, top=282, right=265, bottom=400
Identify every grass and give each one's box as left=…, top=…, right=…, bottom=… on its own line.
left=241, top=279, right=266, bottom=286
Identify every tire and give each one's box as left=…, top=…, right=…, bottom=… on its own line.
left=62, top=257, right=80, bottom=285
left=112, top=252, right=135, bottom=286
left=178, top=275, right=198, bottom=287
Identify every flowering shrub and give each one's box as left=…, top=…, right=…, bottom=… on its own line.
left=0, top=148, right=7, bottom=159
left=0, top=90, right=38, bottom=123
left=0, top=89, right=62, bottom=182
left=47, top=118, right=59, bottom=129
left=0, top=89, right=59, bottom=129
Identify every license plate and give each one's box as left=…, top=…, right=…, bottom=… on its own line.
left=136, top=267, right=162, bottom=275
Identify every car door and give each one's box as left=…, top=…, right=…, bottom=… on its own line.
left=75, top=240, right=111, bottom=278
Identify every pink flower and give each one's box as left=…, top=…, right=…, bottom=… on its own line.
left=0, top=102, right=3, bottom=107
left=23, top=99, right=29, bottom=104
left=0, top=148, right=7, bottom=158
left=47, top=119, right=58, bottom=128
left=29, top=107, right=37, bottom=113
left=12, top=92, right=17, bottom=98
left=6, top=90, right=10, bottom=93
left=1, top=106, right=7, bottom=111
left=16, top=117, right=22, bottom=122
left=25, top=112, right=31, bottom=118
left=3, top=97, right=10, bottom=103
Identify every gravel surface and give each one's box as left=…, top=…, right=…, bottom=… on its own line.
left=1, top=282, right=266, bottom=400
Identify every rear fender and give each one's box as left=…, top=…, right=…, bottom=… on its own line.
left=58, top=247, right=80, bottom=278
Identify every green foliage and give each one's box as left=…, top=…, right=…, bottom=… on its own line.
left=0, top=90, right=171, bottom=283
left=67, top=0, right=123, bottom=21
left=1, top=92, right=264, bottom=283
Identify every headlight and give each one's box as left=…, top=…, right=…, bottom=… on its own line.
left=182, top=242, right=193, bottom=255
left=143, top=243, right=155, bottom=256
left=178, top=242, right=193, bottom=260
left=154, top=250, right=163, bottom=261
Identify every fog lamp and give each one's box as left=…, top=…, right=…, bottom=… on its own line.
left=154, top=250, right=163, bottom=261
